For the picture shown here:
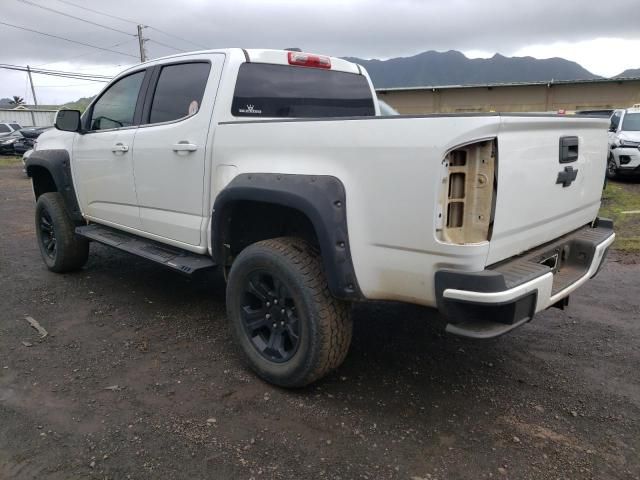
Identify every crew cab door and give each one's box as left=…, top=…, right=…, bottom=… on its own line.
left=132, top=56, right=224, bottom=246
left=72, top=70, right=148, bottom=229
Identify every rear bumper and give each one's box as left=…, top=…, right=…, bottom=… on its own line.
left=435, top=218, right=615, bottom=339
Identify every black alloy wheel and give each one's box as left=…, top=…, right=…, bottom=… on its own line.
left=241, top=271, right=301, bottom=363
left=38, top=209, right=57, bottom=259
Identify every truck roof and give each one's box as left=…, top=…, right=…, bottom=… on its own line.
left=125, top=48, right=361, bottom=75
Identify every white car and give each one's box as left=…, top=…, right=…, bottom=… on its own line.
left=607, top=106, right=640, bottom=179
left=26, top=48, right=614, bottom=387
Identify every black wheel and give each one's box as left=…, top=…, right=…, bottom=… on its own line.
left=226, top=237, right=352, bottom=387
left=35, top=192, right=89, bottom=273
left=606, top=155, right=619, bottom=180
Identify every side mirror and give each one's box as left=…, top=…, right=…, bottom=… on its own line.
left=609, top=125, right=617, bottom=133
left=55, top=110, right=82, bottom=133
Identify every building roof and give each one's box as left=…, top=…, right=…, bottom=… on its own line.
left=376, top=76, right=640, bottom=93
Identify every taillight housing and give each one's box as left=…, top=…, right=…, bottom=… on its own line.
left=287, top=51, right=331, bottom=69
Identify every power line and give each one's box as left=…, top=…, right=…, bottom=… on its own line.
left=53, top=0, right=139, bottom=25
left=16, top=0, right=134, bottom=37
left=0, top=63, right=113, bottom=79
left=148, top=39, right=186, bottom=53
left=147, top=27, right=208, bottom=50
left=34, top=39, right=138, bottom=67
left=0, top=64, right=112, bottom=82
left=32, top=83, right=100, bottom=87
left=52, top=0, right=209, bottom=50
left=0, top=21, right=139, bottom=59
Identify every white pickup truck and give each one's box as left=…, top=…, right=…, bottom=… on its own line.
left=26, top=49, right=615, bottom=387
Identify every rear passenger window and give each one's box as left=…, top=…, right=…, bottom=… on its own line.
left=0, top=124, right=10, bottom=133
left=10, top=123, right=20, bottom=130
left=149, top=62, right=211, bottom=124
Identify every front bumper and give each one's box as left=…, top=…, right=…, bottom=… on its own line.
left=613, top=147, right=640, bottom=172
left=435, top=218, right=615, bottom=339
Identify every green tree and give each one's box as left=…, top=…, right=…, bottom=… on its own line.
left=9, top=96, right=25, bottom=106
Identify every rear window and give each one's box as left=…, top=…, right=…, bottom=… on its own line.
left=232, top=63, right=375, bottom=118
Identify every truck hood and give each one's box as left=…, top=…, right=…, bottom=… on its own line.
left=618, top=131, right=640, bottom=142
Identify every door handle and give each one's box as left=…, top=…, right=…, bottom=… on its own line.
left=111, top=143, right=129, bottom=153
left=172, top=142, right=198, bottom=152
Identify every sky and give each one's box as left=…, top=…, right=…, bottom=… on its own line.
left=1, top=0, right=639, bottom=105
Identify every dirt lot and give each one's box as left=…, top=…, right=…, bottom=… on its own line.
left=1, top=161, right=639, bottom=480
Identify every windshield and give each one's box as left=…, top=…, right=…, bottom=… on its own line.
left=622, top=112, right=640, bottom=131
left=232, top=63, right=375, bottom=118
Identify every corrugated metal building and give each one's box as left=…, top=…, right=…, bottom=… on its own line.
left=376, top=77, right=640, bottom=114
left=0, top=108, right=57, bottom=127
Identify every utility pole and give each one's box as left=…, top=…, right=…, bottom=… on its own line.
left=26, top=65, right=38, bottom=126
left=136, top=25, right=147, bottom=62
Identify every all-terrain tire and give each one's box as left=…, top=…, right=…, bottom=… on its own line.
left=35, top=192, right=89, bottom=273
left=226, top=237, right=352, bottom=387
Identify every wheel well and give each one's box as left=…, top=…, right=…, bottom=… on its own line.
left=222, top=200, right=319, bottom=263
left=28, top=166, right=57, bottom=198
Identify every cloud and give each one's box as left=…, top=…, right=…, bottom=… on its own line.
left=1, top=0, right=639, bottom=103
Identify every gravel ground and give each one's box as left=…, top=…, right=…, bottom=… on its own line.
left=1, top=163, right=639, bottom=480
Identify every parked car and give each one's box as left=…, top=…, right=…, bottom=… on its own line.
left=22, top=148, right=33, bottom=173
left=0, top=130, right=25, bottom=154
left=26, top=48, right=614, bottom=387
left=16, top=127, right=52, bottom=154
left=607, top=106, right=640, bottom=179
left=0, top=122, right=22, bottom=139
left=0, top=127, right=51, bottom=155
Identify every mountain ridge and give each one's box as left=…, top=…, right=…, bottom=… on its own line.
left=344, top=50, right=637, bottom=88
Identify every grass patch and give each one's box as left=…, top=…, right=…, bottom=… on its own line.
left=0, top=155, right=22, bottom=167
left=599, top=181, right=640, bottom=253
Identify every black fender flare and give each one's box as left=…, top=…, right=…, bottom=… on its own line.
left=25, top=149, right=83, bottom=223
left=212, top=173, right=362, bottom=300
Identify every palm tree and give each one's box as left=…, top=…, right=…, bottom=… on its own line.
left=9, top=96, right=25, bottom=106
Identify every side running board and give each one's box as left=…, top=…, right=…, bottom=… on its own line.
left=76, top=224, right=216, bottom=275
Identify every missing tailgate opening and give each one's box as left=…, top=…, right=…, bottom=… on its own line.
left=450, top=150, right=467, bottom=166
left=448, top=173, right=466, bottom=199
left=437, top=139, right=496, bottom=244
left=447, top=202, right=464, bottom=228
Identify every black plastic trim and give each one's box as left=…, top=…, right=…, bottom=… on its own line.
left=25, top=149, right=83, bottom=223
left=212, top=173, right=362, bottom=300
